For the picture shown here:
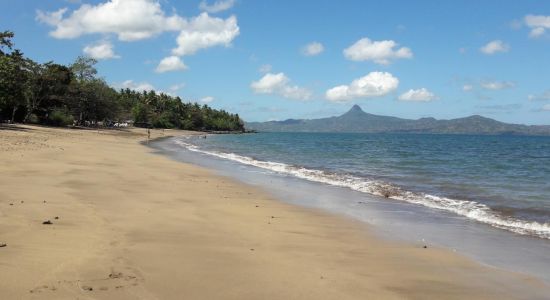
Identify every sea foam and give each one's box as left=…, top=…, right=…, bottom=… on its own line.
left=174, top=138, right=550, bottom=240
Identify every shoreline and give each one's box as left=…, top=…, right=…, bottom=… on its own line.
left=1, top=125, right=548, bottom=299
left=156, top=133, right=550, bottom=284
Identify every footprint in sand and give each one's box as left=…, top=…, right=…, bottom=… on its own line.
left=29, top=285, right=57, bottom=294
left=30, top=271, right=140, bottom=295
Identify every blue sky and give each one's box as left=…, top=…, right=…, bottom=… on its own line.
left=1, top=0, right=549, bottom=124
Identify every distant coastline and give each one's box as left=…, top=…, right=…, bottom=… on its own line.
left=246, top=105, right=550, bottom=136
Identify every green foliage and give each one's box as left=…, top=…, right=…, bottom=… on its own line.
left=132, top=101, right=150, bottom=124
left=0, top=30, right=245, bottom=132
left=0, top=48, right=27, bottom=121
left=0, top=30, right=14, bottom=55
left=70, top=56, right=98, bottom=82
left=48, top=108, right=74, bottom=126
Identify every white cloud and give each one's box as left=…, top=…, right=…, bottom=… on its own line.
left=343, top=37, right=412, bottom=65
left=119, top=80, right=155, bottom=92
left=463, top=84, right=473, bottom=91
left=525, top=15, right=550, bottom=38
left=480, top=81, right=515, bottom=90
left=325, top=71, right=399, bottom=102
left=83, top=40, right=120, bottom=60
left=480, top=40, right=509, bottom=54
left=156, top=56, right=187, bottom=73
left=543, top=104, right=550, bottom=111
left=301, top=42, right=324, bottom=56
left=528, top=90, right=550, bottom=101
left=259, top=64, right=272, bottom=73
left=36, top=1, right=240, bottom=60
left=529, top=27, right=546, bottom=38
left=250, top=72, right=312, bottom=101
left=36, top=8, right=68, bottom=26
left=199, top=0, right=235, bottom=13
left=398, top=88, right=438, bottom=102
left=36, top=0, right=185, bottom=41
left=171, top=13, right=239, bottom=56
left=200, top=96, right=215, bottom=103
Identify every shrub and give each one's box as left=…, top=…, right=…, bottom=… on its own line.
left=26, top=113, right=39, bottom=124
left=48, top=109, right=74, bottom=126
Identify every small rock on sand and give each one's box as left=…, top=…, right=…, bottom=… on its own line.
left=0, top=243, right=7, bottom=248
left=109, top=272, right=123, bottom=279
left=42, top=220, right=53, bottom=225
left=81, top=285, right=93, bottom=291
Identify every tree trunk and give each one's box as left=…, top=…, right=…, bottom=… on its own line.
left=11, top=106, right=18, bottom=123
left=23, top=107, right=33, bottom=123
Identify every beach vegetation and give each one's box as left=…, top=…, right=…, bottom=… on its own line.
left=0, top=31, right=244, bottom=132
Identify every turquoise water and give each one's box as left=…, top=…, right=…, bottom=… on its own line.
left=178, top=133, right=550, bottom=239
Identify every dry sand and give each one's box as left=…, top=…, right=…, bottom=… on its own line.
left=0, top=124, right=548, bottom=299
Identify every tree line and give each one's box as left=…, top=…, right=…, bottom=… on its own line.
left=0, top=31, right=245, bottom=132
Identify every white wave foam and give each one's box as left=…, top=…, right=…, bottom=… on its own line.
left=174, top=138, right=550, bottom=239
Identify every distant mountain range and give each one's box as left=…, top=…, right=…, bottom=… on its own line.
left=246, top=105, right=550, bottom=135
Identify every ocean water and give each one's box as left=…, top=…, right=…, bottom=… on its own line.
left=175, top=132, right=550, bottom=240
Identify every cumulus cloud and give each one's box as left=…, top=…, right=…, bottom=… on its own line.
left=199, top=0, right=235, bottom=13
left=200, top=96, right=215, bottom=103
left=463, top=84, right=473, bottom=91
left=171, top=13, right=239, bottom=56
left=528, top=90, right=550, bottom=101
left=398, top=88, right=438, bottom=102
left=37, top=0, right=240, bottom=60
left=480, top=40, right=509, bottom=54
left=250, top=72, right=312, bottom=101
left=119, top=80, right=155, bottom=92
left=325, top=71, right=399, bottom=102
left=524, top=15, right=550, bottom=38
left=301, top=42, right=324, bottom=56
left=36, top=0, right=185, bottom=41
left=156, top=56, right=187, bottom=73
left=83, top=40, right=120, bottom=60
left=343, top=37, right=412, bottom=65
left=480, top=81, right=515, bottom=90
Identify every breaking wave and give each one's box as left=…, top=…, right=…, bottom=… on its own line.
left=174, top=138, right=550, bottom=240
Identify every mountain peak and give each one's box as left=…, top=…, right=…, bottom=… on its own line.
left=340, top=104, right=367, bottom=119
left=350, top=104, right=363, bottom=112
left=341, top=104, right=366, bottom=118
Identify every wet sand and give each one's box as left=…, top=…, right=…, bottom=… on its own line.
left=0, top=124, right=548, bottom=299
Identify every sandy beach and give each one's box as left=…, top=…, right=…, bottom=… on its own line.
left=0, top=124, right=548, bottom=299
